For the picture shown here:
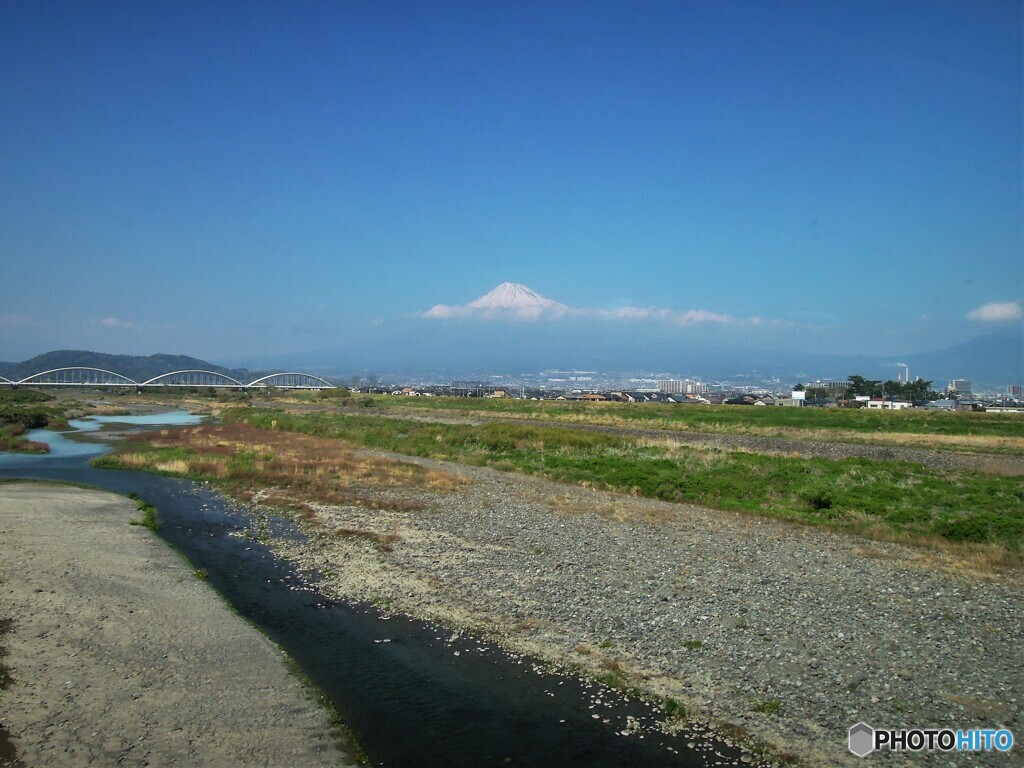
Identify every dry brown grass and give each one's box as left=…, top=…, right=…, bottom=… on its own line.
left=599, top=657, right=628, bottom=675
left=513, top=617, right=543, bottom=632
left=153, top=459, right=192, bottom=474
left=334, top=527, right=403, bottom=552
left=117, top=423, right=465, bottom=512
left=543, top=490, right=677, bottom=525
left=110, top=452, right=157, bottom=468
left=850, top=527, right=1023, bottom=580
left=842, top=430, right=1024, bottom=453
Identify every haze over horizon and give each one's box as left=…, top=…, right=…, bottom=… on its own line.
left=2, top=2, right=1021, bottom=375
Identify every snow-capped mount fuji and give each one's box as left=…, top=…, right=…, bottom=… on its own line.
left=423, top=282, right=570, bottom=319
left=466, top=282, right=568, bottom=312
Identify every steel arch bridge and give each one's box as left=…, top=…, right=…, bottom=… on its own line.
left=0, top=367, right=336, bottom=390
left=247, top=372, right=334, bottom=390
left=140, top=370, right=245, bottom=388
left=17, top=367, right=140, bottom=388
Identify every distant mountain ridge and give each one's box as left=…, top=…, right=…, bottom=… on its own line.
left=0, top=350, right=260, bottom=383
left=259, top=323, right=1022, bottom=389
left=900, top=327, right=1023, bottom=386
left=7, top=325, right=1019, bottom=391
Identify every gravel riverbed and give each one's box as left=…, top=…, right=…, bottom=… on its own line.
left=253, top=452, right=1023, bottom=768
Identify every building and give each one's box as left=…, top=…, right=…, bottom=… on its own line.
left=657, top=378, right=708, bottom=395
left=948, top=379, right=972, bottom=396
left=808, top=379, right=852, bottom=394
left=866, top=398, right=913, bottom=410
left=1009, top=385, right=1022, bottom=398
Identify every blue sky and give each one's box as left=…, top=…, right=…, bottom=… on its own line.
left=1, top=1, right=1021, bottom=370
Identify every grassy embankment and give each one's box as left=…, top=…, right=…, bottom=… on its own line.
left=96, top=406, right=1023, bottom=568
left=300, top=392, right=1024, bottom=455
left=0, top=389, right=69, bottom=452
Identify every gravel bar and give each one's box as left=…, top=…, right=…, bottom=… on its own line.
left=260, top=452, right=1023, bottom=768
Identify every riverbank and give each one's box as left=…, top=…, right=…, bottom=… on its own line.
left=247, top=451, right=1023, bottom=768
left=0, top=482, right=357, bottom=767
left=8, top=395, right=1021, bottom=765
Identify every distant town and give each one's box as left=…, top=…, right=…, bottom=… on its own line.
left=2, top=351, right=1020, bottom=412
left=349, top=370, right=1024, bottom=413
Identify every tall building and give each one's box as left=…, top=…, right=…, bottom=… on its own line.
left=1009, top=385, right=1022, bottom=398
left=948, top=379, right=972, bottom=396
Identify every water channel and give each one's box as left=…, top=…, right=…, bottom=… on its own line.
left=0, top=414, right=754, bottom=767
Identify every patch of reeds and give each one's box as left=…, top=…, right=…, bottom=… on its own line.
left=95, top=423, right=464, bottom=513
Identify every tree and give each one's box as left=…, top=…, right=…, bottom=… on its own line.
left=881, top=380, right=901, bottom=398
left=901, top=378, right=937, bottom=401
left=846, top=374, right=938, bottom=401
left=846, top=375, right=881, bottom=398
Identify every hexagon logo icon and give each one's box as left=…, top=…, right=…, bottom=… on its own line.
left=848, top=722, right=875, bottom=757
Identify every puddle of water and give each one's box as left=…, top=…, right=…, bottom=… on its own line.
left=0, top=411, right=208, bottom=465
left=69, top=410, right=209, bottom=431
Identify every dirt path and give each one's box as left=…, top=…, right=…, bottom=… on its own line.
left=0, top=482, right=356, bottom=768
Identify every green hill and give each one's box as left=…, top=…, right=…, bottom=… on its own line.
left=0, top=350, right=261, bottom=384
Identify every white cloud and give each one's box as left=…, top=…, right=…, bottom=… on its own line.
left=424, top=303, right=571, bottom=321
left=601, top=307, right=736, bottom=325
left=0, top=313, right=38, bottom=329
left=419, top=283, right=792, bottom=328
left=100, top=317, right=136, bottom=329
left=423, top=301, right=776, bottom=327
left=966, top=301, right=1023, bottom=322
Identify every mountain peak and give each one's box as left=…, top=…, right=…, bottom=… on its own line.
left=467, top=282, right=567, bottom=311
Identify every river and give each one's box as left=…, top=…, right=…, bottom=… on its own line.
left=0, top=414, right=752, bottom=767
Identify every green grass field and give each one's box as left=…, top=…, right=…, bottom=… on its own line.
left=221, top=407, right=1024, bottom=554
left=297, top=391, right=1024, bottom=440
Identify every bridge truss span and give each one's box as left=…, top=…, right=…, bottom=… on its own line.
left=141, top=370, right=245, bottom=388
left=17, top=367, right=140, bottom=387
left=247, top=372, right=334, bottom=390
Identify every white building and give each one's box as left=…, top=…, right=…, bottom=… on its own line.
left=657, top=378, right=707, bottom=394
left=866, top=399, right=912, bottom=410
